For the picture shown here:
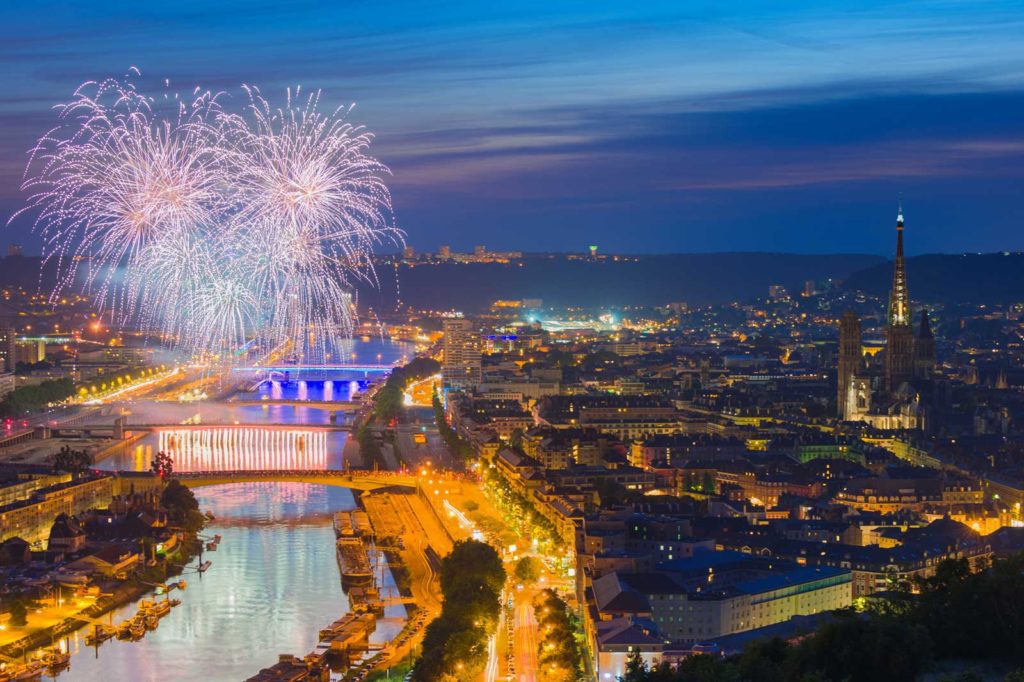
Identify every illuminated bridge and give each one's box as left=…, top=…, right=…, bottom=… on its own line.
left=225, top=399, right=362, bottom=411
left=50, top=422, right=355, bottom=439
left=130, top=470, right=418, bottom=492
left=231, top=364, right=396, bottom=373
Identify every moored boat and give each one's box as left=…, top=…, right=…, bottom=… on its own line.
left=11, top=661, right=45, bottom=681
left=129, top=619, right=145, bottom=639
left=85, top=625, right=116, bottom=645
left=40, top=647, right=70, bottom=671
left=150, top=599, right=171, bottom=618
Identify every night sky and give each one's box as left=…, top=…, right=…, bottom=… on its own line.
left=2, top=1, right=1023, bottom=255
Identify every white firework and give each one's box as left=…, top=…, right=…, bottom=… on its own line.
left=13, top=73, right=400, bottom=362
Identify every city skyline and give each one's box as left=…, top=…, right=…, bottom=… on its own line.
left=3, top=2, right=1024, bottom=255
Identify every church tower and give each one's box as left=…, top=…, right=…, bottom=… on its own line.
left=838, top=310, right=861, bottom=419
left=885, top=205, right=914, bottom=392
left=914, top=308, right=936, bottom=379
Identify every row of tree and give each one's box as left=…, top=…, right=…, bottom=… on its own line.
left=484, top=465, right=558, bottom=547
left=619, top=553, right=1024, bottom=682
left=535, top=589, right=582, bottom=682
left=52, top=444, right=93, bottom=474
left=413, top=540, right=506, bottom=681
left=433, top=393, right=474, bottom=459
left=0, top=377, right=75, bottom=417
left=374, top=357, right=441, bottom=422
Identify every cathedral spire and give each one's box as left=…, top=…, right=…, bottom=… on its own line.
left=888, top=203, right=910, bottom=327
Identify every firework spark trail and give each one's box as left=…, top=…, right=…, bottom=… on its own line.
left=13, top=73, right=401, bottom=361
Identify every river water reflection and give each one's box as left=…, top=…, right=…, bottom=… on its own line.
left=48, top=482, right=405, bottom=681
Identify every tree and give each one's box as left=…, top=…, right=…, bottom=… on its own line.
left=182, top=508, right=207, bottom=534
left=373, top=357, right=441, bottom=423
left=535, top=590, right=581, bottom=682
left=8, top=599, right=29, bottom=627
left=514, top=556, right=543, bottom=584
left=151, top=450, right=174, bottom=478
left=0, top=377, right=76, bottom=417
left=414, top=540, right=505, bottom=681
left=440, top=539, right=506, bottom=596
left=620, top=649, right=648, bottom=682
left=160, top=479, right=200, bottom=528
left=52, top=445, right=93, bottom=474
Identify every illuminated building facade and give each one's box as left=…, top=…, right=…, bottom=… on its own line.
left=837, top=311, right=861, bottom=419
left=442, top=318, right=482, bottom=390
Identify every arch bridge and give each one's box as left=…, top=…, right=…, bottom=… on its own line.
left=226, top=399, right=362, bottom=411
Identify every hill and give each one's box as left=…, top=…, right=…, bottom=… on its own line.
left=844, top=253, right=1024, bottom=304
left=357, top=253, right=886, bottom=312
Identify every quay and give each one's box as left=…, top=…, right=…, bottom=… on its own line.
left=247, top=488, right=446, bottom=681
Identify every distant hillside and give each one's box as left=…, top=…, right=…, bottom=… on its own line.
left=0, top=255, right=59, bottom=290
left=357, top=253, right=886, bottom=312
left=844, top=253, right=1024, bottom=304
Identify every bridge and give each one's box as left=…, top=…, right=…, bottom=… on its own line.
left=131, top=469, right=418, bottom=492
left=226, top=398, right=362, bottom=411
left=48, top=422, right=356, bottom=438
left=230, top=364, right=396, bottom=373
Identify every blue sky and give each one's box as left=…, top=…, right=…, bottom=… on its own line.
left=2, top=1, right=1024, bottom=254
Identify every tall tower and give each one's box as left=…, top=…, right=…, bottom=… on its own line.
left=885, top=205, right=914, bottom=392
left=838, top=311, right=862, bottom=419
left=914, top=308, right=936, bottom=379
left=442, top=318, right=482, bottom=390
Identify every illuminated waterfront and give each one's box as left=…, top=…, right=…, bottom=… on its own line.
left=47, top=338, right=412, bottom=678
left=45, top=483, right=405, bottom=681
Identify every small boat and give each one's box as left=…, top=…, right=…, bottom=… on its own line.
left=197, top=560, right=212, bottom=573
left=144, top=614, right=159, bottom=630
left=116, top=621, right=134, bottom=640
left=205, top=542, right=218, bottom=551
left=85, top=625, right=115, bottom=645
left=129, top=620, right=146, bottom=639
left=11, top=661, right=45, bottom=681
left=150, top=600, right=171, bottom=618
left=169, top=597, right=182, bottom=607
left=41, top=647, right=70, bottom=671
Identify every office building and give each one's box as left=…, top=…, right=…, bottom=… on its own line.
left=442, top=318, right=482, bottom=390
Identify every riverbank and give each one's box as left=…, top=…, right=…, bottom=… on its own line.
left=0, top=536, right=201, bottom=661
left=90, top=430, right=148, bottom=466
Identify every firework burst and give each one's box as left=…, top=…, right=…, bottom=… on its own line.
left=13, top=73, right=400, bottom=361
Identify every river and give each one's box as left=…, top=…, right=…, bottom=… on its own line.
left=47, top=482, right=406, bottom=681
left=43, top=338, right=414, bottom=680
